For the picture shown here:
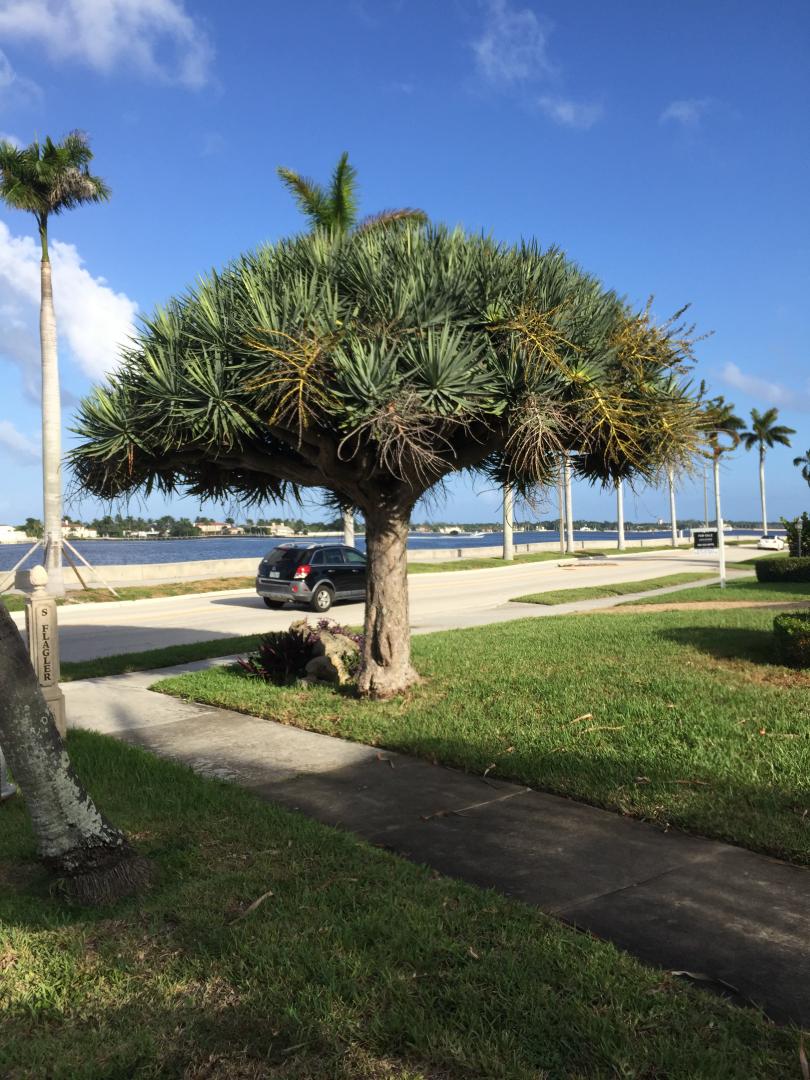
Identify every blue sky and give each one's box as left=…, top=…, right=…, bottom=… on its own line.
left=0, top=0, right=808, bottom=526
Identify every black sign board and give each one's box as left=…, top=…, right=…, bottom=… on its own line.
left=693, top=530, right=719, bottom=550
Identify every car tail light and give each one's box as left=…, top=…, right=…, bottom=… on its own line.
left=293, top=564, right=311, bottom=579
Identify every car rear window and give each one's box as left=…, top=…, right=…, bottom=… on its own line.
left=262, top=547, right=309, bottom=567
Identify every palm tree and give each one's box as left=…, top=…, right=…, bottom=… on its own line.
left=277, top=151, right=427, bottom=236
left=792, top=449, right=810, bottom=486
left=278, top=152, right=427, bottom=548
left=741, top=408, right=795, bottom=534
left=0, top=132, right=109, bottom=596
left=703, top=396, right=745, bottom=586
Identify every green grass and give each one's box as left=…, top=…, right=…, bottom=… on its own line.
left=61, top=634, right=263, bottom=682
left=622, top=579, right=810, bottom=606
left=0, top=731, right=797, bottom=1079
left=512, top=572, right=714, bottom=605
left=155, top=609, right=810, bottom=865
left=408, top=550, right=571, bottom=572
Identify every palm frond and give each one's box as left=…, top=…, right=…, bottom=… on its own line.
left=276, top=167, right=332, bottom=229
left=329, top=151, right=358, bottom=232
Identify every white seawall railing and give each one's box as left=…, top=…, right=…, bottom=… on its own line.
left=43, top=534, right=723, bottom=589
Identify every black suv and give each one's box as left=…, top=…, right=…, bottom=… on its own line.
left=255, top=543, right=367, bottom=612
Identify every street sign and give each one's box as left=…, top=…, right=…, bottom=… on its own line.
left=693, top=530, right=719, bottom=550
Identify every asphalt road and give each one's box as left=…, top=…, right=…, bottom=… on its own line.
left=10, top=546, right=758, bottom=663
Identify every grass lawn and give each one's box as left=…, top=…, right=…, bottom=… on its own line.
left=408, top=546, right=691, bottom=574
left=60, top=634, right=263, bottom=682
left=155, top=609, right=810, bottom=866
left=622, top=579, right=810, bottom=606
left=0, top=731, right=797, bottom=1079
left=512, top=572, right=714, bottom=605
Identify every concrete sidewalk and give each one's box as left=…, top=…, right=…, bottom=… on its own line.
left=64, top=663, right=809, bottom=1027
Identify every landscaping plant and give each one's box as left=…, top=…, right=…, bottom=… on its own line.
left=773, top=611, right=810, bottom=668
left=239, top=619, right=363, bottom=685
left=755, top=556, right=810, bottom=583
left=782, top=511, right=809, bottom=556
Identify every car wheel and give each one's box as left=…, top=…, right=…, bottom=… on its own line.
left=310, top=585, right=333, bottom=613
left=263, top=597, right=285, bottom=609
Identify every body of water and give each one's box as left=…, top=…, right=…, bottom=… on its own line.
left=0, top=528, right=770, bottom=571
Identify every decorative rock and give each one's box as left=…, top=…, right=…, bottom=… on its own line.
left=304, top=655, right=341, bottom=684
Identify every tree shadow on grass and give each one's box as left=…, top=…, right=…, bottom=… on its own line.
left=656, top=625, right=780, bottom=667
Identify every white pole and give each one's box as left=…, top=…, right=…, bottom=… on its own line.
left=703, top=467, right=709, bottom=527
left=713, top=454, right=726, bottom=588
left=564, top=455, right=575, bottom=554
left=503, top=483, right=514, bottom=561
left=616, top=479, right=625, bottom=551
left=668, top=467, right=678, bottom=548
left=342, top=510, right=355, bottom=548
left=557, top=462, right=566, bottom=554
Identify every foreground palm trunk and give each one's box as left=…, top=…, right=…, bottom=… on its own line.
left=0, top=604, right=146, bottom=903
left=40, top=258, right=64, bottom=596
left=358, top=509, right=419, bottom=699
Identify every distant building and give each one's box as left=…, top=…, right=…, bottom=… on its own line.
left=0, top=525, right=27, bottom=543
left=125, top=529, right=159, bottom=539
left=255, top=522, right=295, bottom=537
left=63, top=522, right=99, bottom=539
left=195, top=522, right=245, bottom=536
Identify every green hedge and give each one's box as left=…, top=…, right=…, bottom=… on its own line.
left=773, top=611, right=810, bottom=668
left=755, top=556, right=810, bottom=583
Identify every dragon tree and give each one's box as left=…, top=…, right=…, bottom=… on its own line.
left=71, top=226, right=702, bottom=697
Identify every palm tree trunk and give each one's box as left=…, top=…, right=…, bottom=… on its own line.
left=564, top=455, right=575, bottom=553
left=668, top=468, right=678, bottom=548
left=39, top=253, right=64, bottom=596
left=759, top=445, right=768, bottom=535
left=0, top=603, right=147, bottom=903
left=713, top=455, right=726, bottom=588
left=342, top=510, right=355, bottom=547
left=616, top=479, right=625, bottom=550
left=357, top=506, right=419, bottom=699
left=502, top=483, right=514, bottom=561
left=557, top=462, right=566, bottom=554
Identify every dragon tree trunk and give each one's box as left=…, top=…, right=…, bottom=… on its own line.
left=0, top=603, right=147, bottom=904
left=358, top=507, right=420, bottom=699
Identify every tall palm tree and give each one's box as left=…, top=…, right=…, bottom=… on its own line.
left=741, top=408, right=795, bottom=534
left=278, top=152, right=427, bottom=544
left=703, top=396, right=745, bottom=586
left=793, top=448, right=810, bottom=486
left=277, top=151, right=427, bottom=236
left=0, top=132, right=109, bottom=595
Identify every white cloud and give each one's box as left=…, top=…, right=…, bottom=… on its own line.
left=659, top=98, right=711, bottom=128
left=0, top=131, right=22, bottom=146
left=472, top=0, right=555, bottom=85
left=0, top=46, right=42, bottom=106
left=0, top=220, right=139, bottom=387
left=537, top=95, right=603, bottom=130
left=0, top=419, right=39, bottom=463
left=0, top=0, right=213, bottom=89
left=721, top=362, right=810, bottom=412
